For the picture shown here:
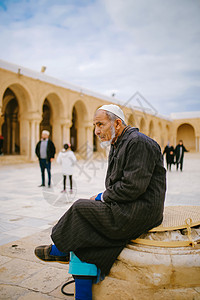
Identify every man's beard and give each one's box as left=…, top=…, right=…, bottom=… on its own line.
left=99, top=125, right=116, bottom=149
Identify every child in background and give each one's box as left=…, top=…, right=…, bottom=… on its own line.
left=57, top=143, right=77, bottom=193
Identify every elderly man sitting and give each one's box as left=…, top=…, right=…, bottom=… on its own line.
left=35, top=104, right=166, bottom=297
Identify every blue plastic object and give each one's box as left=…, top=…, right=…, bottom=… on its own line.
left=69, top=252, right=98, bottom=276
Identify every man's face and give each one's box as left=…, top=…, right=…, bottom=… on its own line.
left=93, top=110, right=116, bottom=145
left=42, top=133, right=48, bottom=140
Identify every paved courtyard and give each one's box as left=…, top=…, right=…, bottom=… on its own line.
left=0, top=153, right=200, bottom=299
left=0, top=152, right=200, bottom=246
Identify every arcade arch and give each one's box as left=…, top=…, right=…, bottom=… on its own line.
left=40, top=99, right=52, bottom=138
left=92, top=105, right=105, bottom=153
left=70, top=100, right=90, bottom=157
left=166, top=125, right=170, bottom=144
left=177, top=123, right=195, bottom=151
left=148, top=120, right=154, bottom=139
left=158, top=122, right=163, bottom=147
left=2, top=90, right=20, bottom=154
left=140, top=118, right=146, bottom=134
left=39, top=92, right=66, bottom=152
left=127, top=114, right=135, bottom=127
left=0, top=83, right=33, bottom=156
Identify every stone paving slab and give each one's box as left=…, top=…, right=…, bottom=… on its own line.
left=0, top=229, right=74, bottom=300
left=0, top=159, right=107, bottom=246
left=0, top=154, right=200, bottom=247
left=0, top=154, right=200, bottom=299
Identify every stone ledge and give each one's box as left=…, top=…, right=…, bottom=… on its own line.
left=93, top=243, right=200, bottom=300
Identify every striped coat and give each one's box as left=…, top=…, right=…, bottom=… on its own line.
left=51, top=127, right=166, bottom=275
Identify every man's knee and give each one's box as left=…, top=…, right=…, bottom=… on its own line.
left=72, top=199, right=92, bottom=211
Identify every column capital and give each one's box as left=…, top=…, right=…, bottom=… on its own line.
left=19, top=111, right=41, bottom=122
left=83, top=121, right=94, bottom=129
left=53, top=118, right=72, bottom=127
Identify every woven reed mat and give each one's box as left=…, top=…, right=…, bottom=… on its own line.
left=130, top=206, right=200, bottom=247
left=149, top=206, right=200, bottom=232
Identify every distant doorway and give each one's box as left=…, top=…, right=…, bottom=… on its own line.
left=40, top=99, right=52, bottom=138
left=2, top=89, right=20, bottom=154
left=177, top=123, right=195, bottom=150
left=70, top=107, right=77, bottom=151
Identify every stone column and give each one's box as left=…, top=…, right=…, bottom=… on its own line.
left=6, top=117, right=11, bottom=154
left=11, top=119, right=16, bottom=154
left=32, top=117, right=42, bottom=160
left=85, top=124, right=94, bottom=159
left=199, top=137, right=200, bottom=153
left=35, top=121, right=40, bottom=145
left=29, top=120, right=36, bottom=160
left=196, top=136, right=200, bottom=152
left=19, top=117, right=29, bottom=156
left=52, top=119, right=62, bottom=153
left=62, top=119, right=72, bottom=145
left=20, top=112, right=41, bottom=158
left=52, top=118, right=72, bottom=154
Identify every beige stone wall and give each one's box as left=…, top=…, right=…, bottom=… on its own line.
left=173, top=118, right=200, bottom=151
left=0, top=66, right=200, bottom=160
left=93, top=244, right=200, bottom=300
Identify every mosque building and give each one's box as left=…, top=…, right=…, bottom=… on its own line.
left=0, top=60, right=200, bottom=161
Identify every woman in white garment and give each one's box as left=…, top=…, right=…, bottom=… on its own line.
left=57, top=143, right=77, bottom=193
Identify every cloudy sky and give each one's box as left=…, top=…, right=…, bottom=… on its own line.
left=0, top=0, right=200, bottom=116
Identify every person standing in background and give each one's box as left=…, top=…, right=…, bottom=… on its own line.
left=163, top=143, right=175, bottom=171
left=35, top=130, right=56, bottom=187
left=175, top=140, right=188, bottom=171
left=57, top=143, right=77, bottom=193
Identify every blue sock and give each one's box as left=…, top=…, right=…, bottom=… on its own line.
left=75, top=278, right=93, bottom=300
left=50, top=244, right=67, bottom=256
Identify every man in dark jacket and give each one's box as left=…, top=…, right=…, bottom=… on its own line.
left=35, top=130, right=56, bottom=187
left=175, top=140, right=188, bottom=171
left=35, top=105, right=166, bottom=276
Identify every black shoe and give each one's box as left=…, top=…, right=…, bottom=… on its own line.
left=38, top=184, right=45, bottom=187
left=48, top=184, right=51, bottom=188
left=34, top=244, right=69, bottom=264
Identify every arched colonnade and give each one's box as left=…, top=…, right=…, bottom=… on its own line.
left=0, top=66, right=199, bottom=161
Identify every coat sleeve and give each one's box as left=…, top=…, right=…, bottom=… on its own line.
left=35, top=142, right=40, bottom=158
left=51, top=141, right=56, bottom=158
left=71, top=152, right=77, bottom=163
left=57, top=152, right=61, bottom=164
left=103, top=140, right=158, bottom=203
left=183, top=145, right=189, bottom=152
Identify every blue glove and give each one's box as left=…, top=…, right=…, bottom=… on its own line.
left=95, top=193, right=102, bottom=201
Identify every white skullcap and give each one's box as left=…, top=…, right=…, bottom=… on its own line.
left=98, top=104, right=125, bottom=122
left=42, top=130, right=50, bottom=136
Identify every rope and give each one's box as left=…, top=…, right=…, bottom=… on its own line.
left=131, top=218, right=199, bottom=248
left=185, top=218, right=197, bottom=247
left=61, top=279, right=75, bottom=296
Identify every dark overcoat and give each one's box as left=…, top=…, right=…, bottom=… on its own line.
left=51, top=127, right=166, bottom=275
left=35, top=139, right=56, bottom=162
left=175, top=144, right=188, bottom=163
left=163, top=145, right=175, bottom=165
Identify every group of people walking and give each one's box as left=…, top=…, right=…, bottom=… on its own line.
left=35, top=130, right=76, bottom=191
left=163, top=140, right=188, bottom=171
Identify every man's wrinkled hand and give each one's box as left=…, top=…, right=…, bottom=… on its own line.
left=90, top=195, right=98, bottom=200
